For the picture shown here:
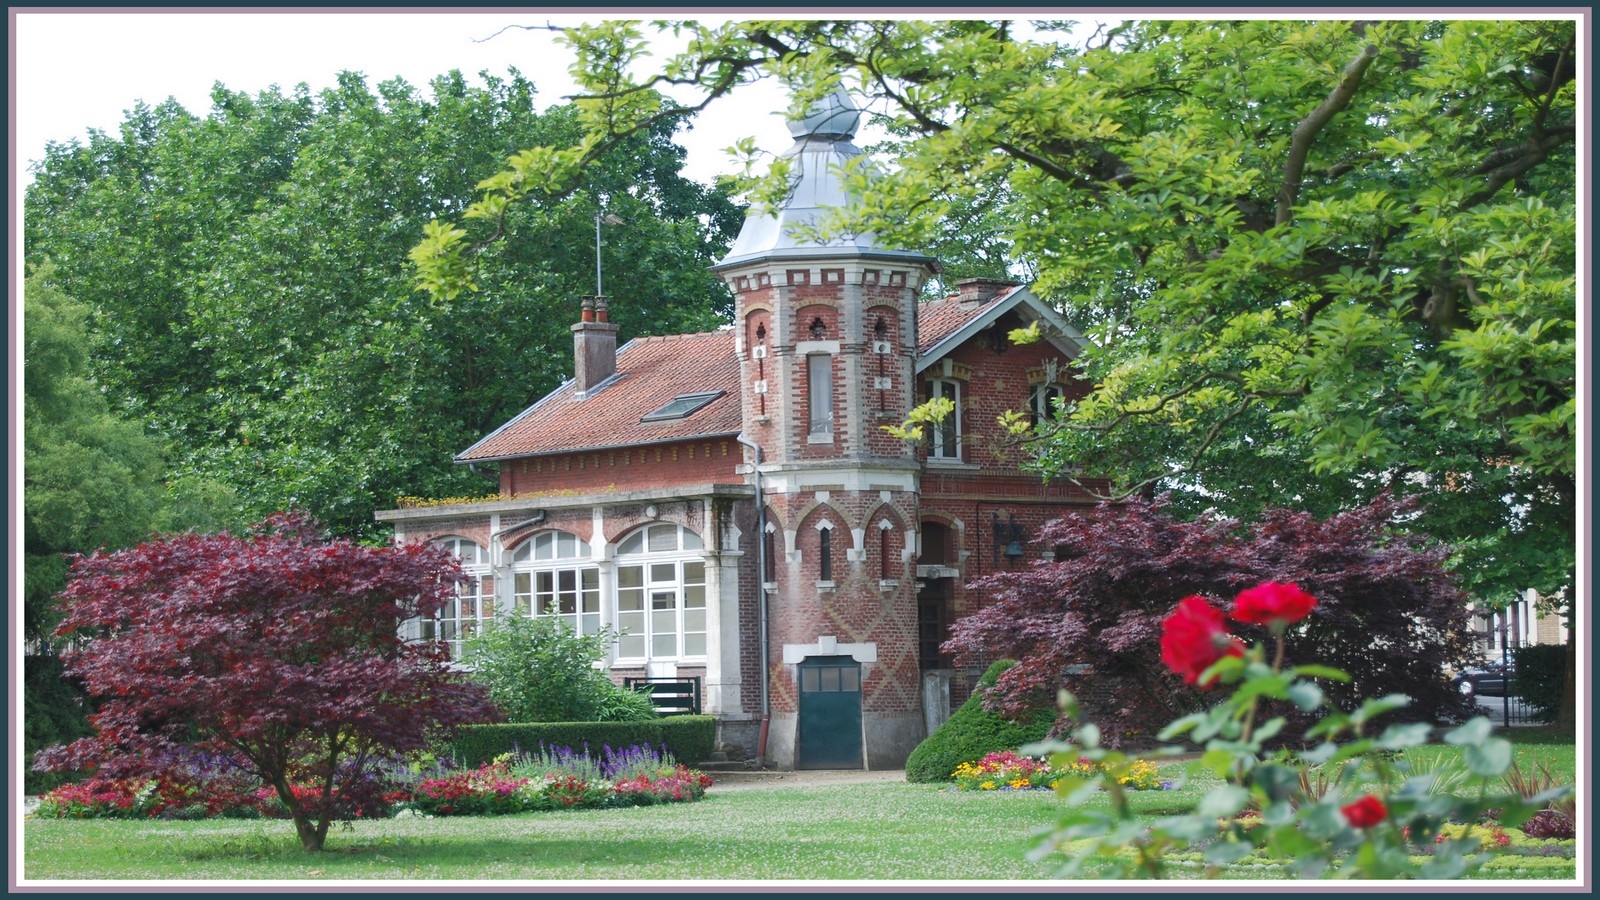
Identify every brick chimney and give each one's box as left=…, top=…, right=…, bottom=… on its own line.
left=572, top=296, right=619, bottom=396
left=955, top=277, right=1021, bottom=305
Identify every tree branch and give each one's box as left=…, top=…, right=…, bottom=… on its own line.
left=1275, top=44, right=1379, bottom=226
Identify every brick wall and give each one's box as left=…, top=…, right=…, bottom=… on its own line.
left=501, top=439, right=742, bottom=496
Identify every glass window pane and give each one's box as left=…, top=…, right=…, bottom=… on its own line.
left=683, top=561, right=705, bottom=583
left=581, top=613, right=601, bottom=636
left=842, top=667, right=860, bottom=692
left=652, top=591, right=676, bottom=611
left=684, top=609, right=705, bottom=632
left=822, top=667, right=841, bottom=691
left=801, top=668, right=820, bottom=692
left=681, top=529, right=703, bottom=551
left=684, top=585, right=705, bottom=609
left=618, top=531, right=644, bottom=555
left=650, top=563, right=675, bottom=584
left=619, top=631, right=645, bottom=658
left=582, top=569, right=598, bottom=590
left=647, top=524, right=677, bottom=553
left=653, top=632, right=676, bottom=657
left=617, top=566, right=643, bottom=589
left=684, top=633, right=706, bottom=656
left=618, top=588, right=643, bottom=612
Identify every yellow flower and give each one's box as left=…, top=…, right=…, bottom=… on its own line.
left=980, top=781, right=997, bottom=790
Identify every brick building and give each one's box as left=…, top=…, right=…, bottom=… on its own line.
left=376, top=90, right=1100, bottom=769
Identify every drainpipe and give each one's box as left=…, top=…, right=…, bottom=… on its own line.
left=735, top=433, right=770, bottom=763
left=489, top=510, right=547, bottom=554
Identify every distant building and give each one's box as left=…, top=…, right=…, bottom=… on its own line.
left=376, top=91, right=1101, bottom=769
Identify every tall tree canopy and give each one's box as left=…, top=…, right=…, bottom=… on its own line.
left=411, top=18, right=1576, bottom=613
left=25, top=68, right=743, bottom=539
left=22, top=266, right=168, bottom=647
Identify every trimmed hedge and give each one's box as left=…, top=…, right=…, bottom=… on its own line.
left=1511, top=644, right=1566, bottom=723
left=903, top=660, right=1053, bottom=783
left=454, top=715, right=716, bottom=768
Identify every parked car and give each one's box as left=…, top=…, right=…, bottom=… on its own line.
left=1452, top=660, right=1512, bottom=697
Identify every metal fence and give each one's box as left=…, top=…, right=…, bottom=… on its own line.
left=624, top=676, right=702, bottom=716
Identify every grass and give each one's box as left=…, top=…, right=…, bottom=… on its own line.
left=22, top=732, right=1578, bottom=884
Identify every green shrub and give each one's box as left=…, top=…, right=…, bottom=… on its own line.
left=461, top=616, right=657, bottom=723
left=1510, top=644, right=1565, bottom=723
left=657, top=715, right=717, bottom=764
left=454, top=716, right=716, bottom=768
left=24, top=654, right=96, bottom=794
left=903, top=661, right=1053, bottom=783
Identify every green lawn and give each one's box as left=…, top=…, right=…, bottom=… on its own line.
left=21, top=733, right=1579, bottom=884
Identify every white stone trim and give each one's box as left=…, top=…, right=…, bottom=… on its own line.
left=782, top=635, right=877, bottom=665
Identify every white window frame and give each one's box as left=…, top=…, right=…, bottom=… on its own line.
left=613, top=523, right=708, bottom=663
left=509, top=530, right=601, bottom=637
left=415, top=536, right=493, bottom=659
left=1030, top=383, right=1066, bottom=427
left=927, top=378, right=962, bottom=460
left=807, top=353, right=834, bottom=436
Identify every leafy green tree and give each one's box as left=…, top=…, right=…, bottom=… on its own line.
left=462, top=616, right=658, bottom=723
left=26, top=69, right=742, bottom=539
left=23, top=266, right=186, bottom=789
left=22, top=266, right=168, bottom=646
left=411, top=18, right=1577, bottom=726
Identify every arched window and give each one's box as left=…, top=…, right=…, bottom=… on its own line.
left=419, top=537, right=493, bottom=658
left=509, top=530, right=600, bottom=637
left=614, top=523, right=706, bottom=661
left=919, top=521, right=954, bottom=566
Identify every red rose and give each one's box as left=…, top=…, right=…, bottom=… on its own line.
left=1341, top=794, right=1388, bottom=828
left=1231, top=581, right=1318, bottom=626
left=1160, top=596, right=1245, bottom=688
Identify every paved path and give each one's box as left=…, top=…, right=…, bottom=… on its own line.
left=703, top=769, right=907, bottom=791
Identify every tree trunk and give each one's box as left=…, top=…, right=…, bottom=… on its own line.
left=292, top=811, right=326, bottom=852
left=1555, top=626, right=1576, bottom=732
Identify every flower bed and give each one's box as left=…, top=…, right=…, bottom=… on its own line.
left=33, top=743, right=712, bottom=820
left=949, top=750, right=1170, bottom=792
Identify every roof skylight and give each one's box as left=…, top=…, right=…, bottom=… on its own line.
left=640, top=391, right=724, bottom=423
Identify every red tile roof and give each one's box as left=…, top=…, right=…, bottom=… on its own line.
left=916, top=289, right=1018, bottom=355
left=460, top=295, right=1010, bottom=461
left=458, top=331, right=742, bottom=461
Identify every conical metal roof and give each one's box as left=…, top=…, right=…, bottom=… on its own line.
left=714, top=88, right=934, bottom=270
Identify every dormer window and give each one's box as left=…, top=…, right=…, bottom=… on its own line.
left=641, top=391, right=724, bottom=423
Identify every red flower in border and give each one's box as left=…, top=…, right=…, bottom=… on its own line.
left=1231, top=581, right=1318, bottom=627
left=1160, top=596, right=1245, bottom=689
left=1341, top=794, right=1388, bottom=828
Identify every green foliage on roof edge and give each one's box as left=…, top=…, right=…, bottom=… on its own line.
left=903, top=660, right=1053, bottom=783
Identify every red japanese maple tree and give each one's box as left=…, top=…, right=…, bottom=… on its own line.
left=947, top=493, right=1480, bottom=746
left=34, top=512, right=498, bottom=851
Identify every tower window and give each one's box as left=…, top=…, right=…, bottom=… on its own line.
left=808, top=354, right=834, bottom=435
left=819, top=527, right=833, bottom=582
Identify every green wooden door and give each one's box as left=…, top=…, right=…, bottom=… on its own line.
left=796, top=656, right=863, bottom=769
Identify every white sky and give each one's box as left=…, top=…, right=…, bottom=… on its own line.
left=10, top=10, right=806, bottom=188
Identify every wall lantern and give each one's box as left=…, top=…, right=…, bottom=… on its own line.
left=810, top=317, right=828, bottom=340
left=992, top=512, right=1027, bottom=565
